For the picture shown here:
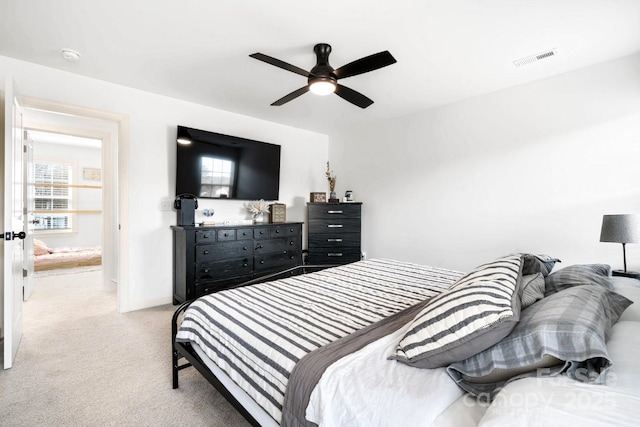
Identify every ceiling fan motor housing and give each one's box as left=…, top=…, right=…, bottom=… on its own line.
left=309, top=43, right=337, bottom=86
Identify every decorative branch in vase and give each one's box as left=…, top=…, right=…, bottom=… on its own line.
left=326, top=162, right=338, bottom=202
left=246, top=199, right=270, bottom=223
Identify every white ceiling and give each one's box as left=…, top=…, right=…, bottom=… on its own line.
left=2, top=0, right=639, bottom=135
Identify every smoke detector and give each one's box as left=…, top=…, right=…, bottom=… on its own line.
left=61, top=48, right=81, bottom=62
left=513, top=48, right=557, bottom=67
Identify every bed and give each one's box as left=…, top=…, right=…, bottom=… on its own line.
left=34, top=239, right=102, bottom=271
left=172, top=254, right=640, bottom=426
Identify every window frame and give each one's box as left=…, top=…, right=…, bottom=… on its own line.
left=33, top=158, right=76, bottom=235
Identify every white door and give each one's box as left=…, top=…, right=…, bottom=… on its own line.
left=2, top=76, right=25, bottom=369
left=23, top=132, right=34, bottom=300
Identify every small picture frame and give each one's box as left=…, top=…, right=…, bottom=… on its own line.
left=82, top=167, right=102, bottom=181
left=269, top=203, right=286, bottom=223
left=310, top=192, right=327, bottom=203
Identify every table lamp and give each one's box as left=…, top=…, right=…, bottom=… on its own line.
left=600, top=214, right=640, bottom=278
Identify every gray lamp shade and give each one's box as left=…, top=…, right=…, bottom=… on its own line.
left=600, top=214, right=640, bottom=244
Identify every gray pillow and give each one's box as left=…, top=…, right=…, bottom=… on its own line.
left=391, top=254, right=524, bottom=369
left=447, top=285, right=632, bottom=401
left=521, top=253, right=561, bottom=276
left=544, top=264, right=613, bottom=297
left=520, top=273, right=545, bottom=309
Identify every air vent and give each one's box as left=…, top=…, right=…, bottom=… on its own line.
left=513, top=48, right=558, bottom=67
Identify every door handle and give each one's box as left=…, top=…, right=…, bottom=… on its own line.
left=4, top=231, right=26, bottom=241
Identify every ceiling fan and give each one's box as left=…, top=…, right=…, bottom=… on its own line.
left=249, top=43, right=397, bottom=109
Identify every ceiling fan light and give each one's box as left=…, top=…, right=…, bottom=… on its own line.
left=309, top=80, right=336, bottom=96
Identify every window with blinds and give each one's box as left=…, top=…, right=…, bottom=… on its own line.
left=34, top=161, right=73, bottom=231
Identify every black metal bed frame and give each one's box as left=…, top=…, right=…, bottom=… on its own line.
left=171, top=264, right=336, bottom=426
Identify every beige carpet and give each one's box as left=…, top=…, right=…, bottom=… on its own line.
left=0, top=269, right=251, bottom=427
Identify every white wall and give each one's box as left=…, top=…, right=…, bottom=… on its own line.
left=32, top=141, right=102, bottom=248
left=329, top=53, right=640, bottom=273
left=0, top=55, right=329, bottom=311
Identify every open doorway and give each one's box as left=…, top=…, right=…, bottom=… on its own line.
left=21, top=101, right=121, bottom=302
left=28, top=130, right=103, bottom=278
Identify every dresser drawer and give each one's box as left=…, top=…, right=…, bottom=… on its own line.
left=308, top=218, right=360, bottom=234
left=195, top=230, right=217, bottom=244
left=217, top=229, right=236, bottom=241
left=253, top=227, right=272, bottom=239
left=269, top=223, right=302, bottom=238
left=196, top=258, right=253, bottom=282
left=285, top=223, right=302, bottom=236
left=254, top=251, right=301, bottom=273
left=308, top=233, right=361, bottom=248
left=269, top=225, right=288, bottom=238
left=195, top=241, right=252, bottom=262
left=308, top=203, right=361, bottom=220
left=236, top=228, right=253, bottom=240
left=255, top=237, right=299, bottom=253
left=308, top=249, right=361, bottom=264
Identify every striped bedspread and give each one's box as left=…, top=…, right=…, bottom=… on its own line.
left=176, top=259, right=463, bottom=424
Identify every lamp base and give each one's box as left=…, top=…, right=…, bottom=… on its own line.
left=612, top=270, right=640, bottom=279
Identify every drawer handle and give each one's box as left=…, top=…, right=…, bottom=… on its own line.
left=257, top=244, right=263, bottom=249
left=203, top=250, right=209, bottom=255
left=327, top=224, right=343, bottom=228
left=203, top=234, right=209, bottom=239
left=289, top=241, right=294, bottom=245
left=275, top=229, right=280, bottom=233
left=260, top=260, right=265, bottom=264
left=260, top=231, right=265, bottom=235
left=243, top=232, right=248, bottom=236
left=243, top=246, right=248, bottom=250
left=328, top=210, right=343, bottom=214
left=289, top=228, right=294, bottom=232
left=328, top=253, right=343, bottom=257
left=243, top=263, right=248, bottom=267
left=327, top=238, right=343, bottom=242
left=224, top=233, right=229, bottom=237
left=203, top=269, right=209, bottom=274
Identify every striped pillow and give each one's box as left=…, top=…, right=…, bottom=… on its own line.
left=392, top=254, right=524, bottom=369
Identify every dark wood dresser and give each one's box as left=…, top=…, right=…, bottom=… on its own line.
left=307, top=202, right=362, bottom=265
left=172, top=222, right=303, bottom=304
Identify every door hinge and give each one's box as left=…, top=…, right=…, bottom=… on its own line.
left=23, top=269, right=28, bottom=278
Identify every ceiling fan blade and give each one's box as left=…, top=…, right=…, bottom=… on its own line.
left=334, top=84, right=374, bottom=109
left=271, top=86, right=310, bottom=106
left=249, top=53, right=310, bottom=77
left=334, top=51, right=397, bottom=80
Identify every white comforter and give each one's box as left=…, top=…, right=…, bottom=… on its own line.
left=306, top=320, right=465, bottom=427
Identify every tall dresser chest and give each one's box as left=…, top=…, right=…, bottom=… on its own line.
left=307, top=202, right=362, bottom=265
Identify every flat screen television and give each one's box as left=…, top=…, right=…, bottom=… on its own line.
left=175, top=125, right=281, bottom=200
